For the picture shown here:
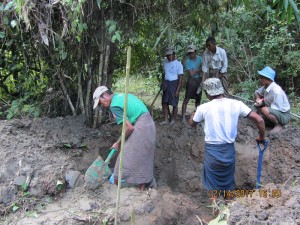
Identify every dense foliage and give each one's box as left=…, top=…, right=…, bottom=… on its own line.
left=0, top=0, right=299, bottom=121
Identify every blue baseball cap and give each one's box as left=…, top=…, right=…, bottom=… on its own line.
left=258, top=66, right=275, bottom=81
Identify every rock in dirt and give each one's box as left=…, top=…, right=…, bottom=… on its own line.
left=0, top=186, right=15, bottom=204
left=257, top=211, right=269, bottom=221
left=79, top=199, right=92, bottom=211
left=65, top=170, right=84, bottom=189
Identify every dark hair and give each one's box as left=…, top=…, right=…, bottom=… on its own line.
left=206, top=36, right=216, bottom=45
left=106, top=89, right=113, bottom=95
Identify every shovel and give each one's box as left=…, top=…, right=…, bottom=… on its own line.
left=85, top=148, right=117, bottom=190
left=256, top=140, right=269, bottom=189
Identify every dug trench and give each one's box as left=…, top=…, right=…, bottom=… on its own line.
left=0, top=115, right=299, bottom=224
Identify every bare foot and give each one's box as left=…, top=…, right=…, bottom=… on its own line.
left=139, top=183, right=145, bottom=191
left=270, top=125, right=283, bottom=133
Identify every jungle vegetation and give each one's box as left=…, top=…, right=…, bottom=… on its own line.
left=0, top=0, right=299, bottom=123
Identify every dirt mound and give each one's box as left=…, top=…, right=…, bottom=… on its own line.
left=0, top=115, right=299, bottom=224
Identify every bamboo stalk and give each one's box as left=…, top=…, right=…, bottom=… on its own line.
left=58, top=73, right=76, bottom=115
left=92, top=107, right=99, bottom=128
left=92, top=10, right=105, bottom=127
left=77, top=53, right=85, bottom=115
left=103, top=43, right=110, bottom=85
left=85, top=57, right=92, bottom=118
left=114, top=46, right=131, bottom=225
left=98, top=42, right=104, bottom=86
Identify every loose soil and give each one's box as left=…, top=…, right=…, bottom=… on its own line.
left=0, top=114, right=299, bottom=225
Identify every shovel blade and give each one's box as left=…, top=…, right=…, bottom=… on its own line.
left=85, top=156, right=112, bottom=190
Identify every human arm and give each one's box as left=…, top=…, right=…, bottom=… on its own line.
left=247, top=111, right=266, bottom=141
left=254, top=87, right=265, bottom=106
left=219, top=48, right=228, bottom=74
left=185, top=59, right=197, bottom=76
left=188, top=111, right=197, bottom=127
left=188, top=106, right=203, bottom=127
left=187, top=69, right=198, bottom=76
left=201, top=53, right=208, bottom=83
left=176, top=75, right=183, bottom=97
left=175, top=61, right=184, bottom=97
left=111, top=120, right=134, bottom=150
left=202, top=72, right=208, bottom=84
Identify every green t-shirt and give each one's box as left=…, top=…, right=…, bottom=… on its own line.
left=110, top=93, right=149, bottom=125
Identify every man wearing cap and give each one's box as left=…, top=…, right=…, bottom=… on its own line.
left=202, top=36, right=229, bottom=95
left=254, top=66, right=291, bottom=133
left=181, top=44, right=203, bottom=123
left=188, top=78, right=265, bottom=195
left=93, top=86, right=156, bottom=190
left=160, top=47, right=184, bottom=125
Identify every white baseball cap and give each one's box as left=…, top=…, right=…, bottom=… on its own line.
left=187, top=44, right=196, bottom=53
left=93, top=86, right=108, bottom=109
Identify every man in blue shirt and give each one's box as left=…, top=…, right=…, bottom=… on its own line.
left=182, top=44, right=202, bottom=123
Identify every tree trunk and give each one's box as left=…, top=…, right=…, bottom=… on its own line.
left=103, top=43, right=110, bottom=86
left=58, top=72, right=76, bottom=116
left=106, top=43, right=117, bottom=88
left=98, top=8, right=105, bottom=86
left=85, top=55, right=92, bottom=118
left=77, top=53, right=85, bottom=115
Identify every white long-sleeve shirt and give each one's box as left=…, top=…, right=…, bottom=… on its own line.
left=202, top=46, right=228, bottom=74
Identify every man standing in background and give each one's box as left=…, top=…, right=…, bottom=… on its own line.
left=160, top=47, right=183, bottom=125
left=202, top=37, right=229, bottom=95
left=181, top=44, right=202, bottom=123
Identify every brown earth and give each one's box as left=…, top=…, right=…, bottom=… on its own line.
left=0, top=114, right=299, bottom=225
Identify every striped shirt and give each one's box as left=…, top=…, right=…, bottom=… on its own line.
left=193, top=98, right=251, bottom=144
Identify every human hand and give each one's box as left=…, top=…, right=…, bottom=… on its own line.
left=254, top=99, right=264, bottom=107
left=111, top=141, right=121, bottom=151
left=256, top=138, right=268, bottom=151
left=175, top=90, right=179, bottom=97
left=190, top=111, right=195, bottom=119
left=256, top=137, right=267, bottom=144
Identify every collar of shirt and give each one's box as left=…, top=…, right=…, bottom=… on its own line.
left=208, top=46, right=221, bottom=55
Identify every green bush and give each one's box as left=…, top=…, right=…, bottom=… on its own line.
left=6, top=95, right=40, bottom=119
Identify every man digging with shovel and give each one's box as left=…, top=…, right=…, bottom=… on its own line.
left=188, top=78, right=266, bottom=200
left=93, top=86, right=157, bottom=191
